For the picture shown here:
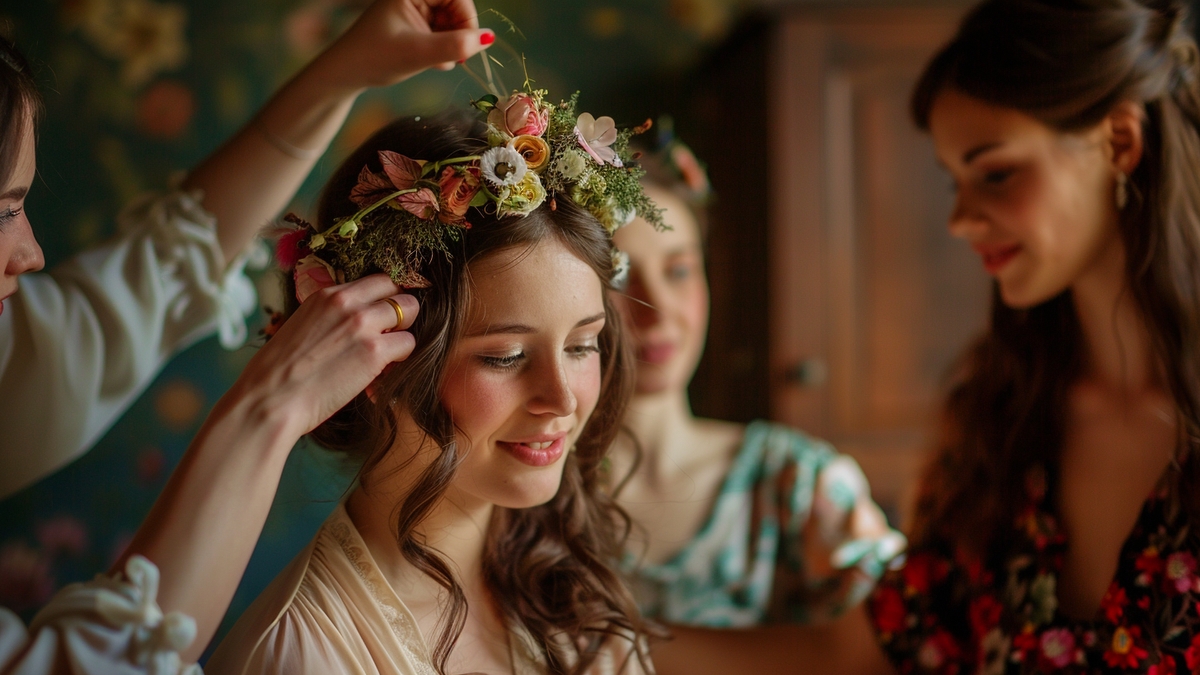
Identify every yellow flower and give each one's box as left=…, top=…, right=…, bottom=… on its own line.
left=508, top=135, right=551, bottom=172
left=498, top=172, right=546, bottom=217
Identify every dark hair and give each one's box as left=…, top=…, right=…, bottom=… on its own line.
left=630, top=138, right=710, bottom=242
left=285, top=114, right=655, bottom=674
left=909, top=0, right=1200, bottom=558
left=0, top=34, right=42, bottom=189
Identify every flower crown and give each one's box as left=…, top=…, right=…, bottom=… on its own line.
left=275, top=89, right=665, bottom=302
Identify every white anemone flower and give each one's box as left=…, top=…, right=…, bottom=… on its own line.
left=480, top=146, right=528, bottom=187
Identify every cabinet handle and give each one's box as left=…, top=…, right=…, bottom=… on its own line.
left=784, top=358, right=828, bottom=388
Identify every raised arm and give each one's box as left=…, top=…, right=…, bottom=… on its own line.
left=183, top=0, right=495, bottom=263
left=114, top=275, right=418, bottom=661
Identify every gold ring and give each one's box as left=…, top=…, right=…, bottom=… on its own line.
left=383, top=297, right=404, bottom=332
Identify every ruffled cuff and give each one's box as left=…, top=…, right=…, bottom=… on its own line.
left=117, top=189, right=268, bottom=350
left=20, top=555, right=201, bottom=674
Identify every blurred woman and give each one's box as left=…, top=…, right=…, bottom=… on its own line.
left=609, top=131, right=904, bottom=628
left=869, top=1, right=1200, bottom=672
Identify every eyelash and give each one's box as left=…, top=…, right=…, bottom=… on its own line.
left=480, top=344, right=601, bottom=371
left=0, top=207, right=22, bottom=227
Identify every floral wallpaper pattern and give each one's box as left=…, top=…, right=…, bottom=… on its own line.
left=0, top=0, right=737, bottom=659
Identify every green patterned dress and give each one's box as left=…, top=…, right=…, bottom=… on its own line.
left=625, top=420, right=907, bottom=627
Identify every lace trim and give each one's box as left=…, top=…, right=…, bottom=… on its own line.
left=327, top=519, right=438, bottom=675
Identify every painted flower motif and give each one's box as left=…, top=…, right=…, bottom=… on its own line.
left=574, top=113, right=622, bottom=166
left=1101, top=584, right=1128, bottom=624
left=508, top=134, right=552, bottom=172
left=437, top=165, right=482, bottom=225
left=1105, top=625, right=1149, bottom=669
left=497, top=171, right=546, bottom=217
left=916, top=629, right=962, bottom=671
left=553, top=150, right=589, bottom=181
left=35, top=516, right=89, bottom=557
left=481, top=146, right=528, bottom=187
left=968, top=595, right=1003, bottom=640
left=488, top=93, right=549, bottom=138
left=1186, top=632, right=1200, bottom=670
left=870, top=585, right=908, bottom=635
left=0, top=541, right=54, bottom=612
left=294, top=254, right=338, bottom=303
left=83, top=0, right=189, bottom=88
left=1029, top=573, right=1058, bottom=626
left=1136, top=546, right=1164, bottom=578
left=1149, top=655, right=1179, bottom=675
left=904, top=552, right=950, bottom=595
left=1039, top=628, right=1076, bottom=669
left=978, top=629, right=1010, bottom=675
left=1166, top=551, right=1197, bottom=593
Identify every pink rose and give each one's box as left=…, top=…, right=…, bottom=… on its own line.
left=294, top=254, right=338, bottom=303
left=438, top=165, right=482, bottom=225
left=488, top=94, right=549, bottom=138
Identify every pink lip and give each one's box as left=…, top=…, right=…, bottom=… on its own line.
left=973, top=243, right=1022, bottom=276
left=497, top=434, right=567, bottom=467
left=638, top=342, right=676, bottom=366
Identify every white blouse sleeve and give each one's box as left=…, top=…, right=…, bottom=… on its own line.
left=0, top=555, right=202, bottom=675
left=0, top=189, right=266, bottom=497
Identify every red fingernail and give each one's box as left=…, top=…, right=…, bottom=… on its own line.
left=457, top=59, right=465, bottom=64
left=480, top=31, right=495, bottom=46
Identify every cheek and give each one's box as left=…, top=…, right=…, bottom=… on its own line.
left=440, top=365, right=515, bottom=439
left=678, top=278, right=710, bottom=342
left=573, top=357, right=603, bottom=419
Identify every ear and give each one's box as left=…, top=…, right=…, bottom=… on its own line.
left=1106, top=101, right=1145, bottom=176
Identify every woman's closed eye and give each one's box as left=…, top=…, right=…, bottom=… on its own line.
left=0, top=206, right=23, bottom=228
left=481, top=351, right=525, bottom=371
left=568, top=343, right=600, bottom=359
left=980, top=168, right=1015, bottom=186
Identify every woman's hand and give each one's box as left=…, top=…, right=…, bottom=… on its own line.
left=311, top=0, right=495, bottom=91
left=187, top=0, right=494, bottom=263
left=232, top=274, right=420, bottom=439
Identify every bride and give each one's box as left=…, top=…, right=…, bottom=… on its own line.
left=208, top=91, right=661, bottom=675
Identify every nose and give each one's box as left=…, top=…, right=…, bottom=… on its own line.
left=527, top=359, right=577, bottom=418
left=5, top=219, right=44, bottom=277
left=947, top=195, right=988, bottom=242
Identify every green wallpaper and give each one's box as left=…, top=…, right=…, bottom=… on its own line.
left=0, top=0, right=738, bottom=658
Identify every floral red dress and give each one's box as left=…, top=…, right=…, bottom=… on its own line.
left=869, top=466, right=1200, bottom=674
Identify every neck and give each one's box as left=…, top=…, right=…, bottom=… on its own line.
left=620, top=387, right=697, bottom=481
left=346, top=443, right=493, bottom=599
left=1071, top=238, right=1159, bottom=394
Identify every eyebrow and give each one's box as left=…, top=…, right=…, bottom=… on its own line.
left=963, top=142, right=1003, bottom=164
left=465, top=311, right=608, bottom=338
left=0, top=186, right=28, bottom=201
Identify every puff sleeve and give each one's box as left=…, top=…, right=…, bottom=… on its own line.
left=0, top=189, right=265, bottom=497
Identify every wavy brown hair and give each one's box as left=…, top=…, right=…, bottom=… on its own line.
left=909, top=0, right=1200, bottom=559
left=283, top=114, right=655, bottom=674
left=0, top=35, right=42, bottom=190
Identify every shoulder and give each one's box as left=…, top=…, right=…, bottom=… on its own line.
left=206, top=526, right=346, bottom=675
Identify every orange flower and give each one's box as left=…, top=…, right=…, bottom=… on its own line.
left=508, top=135, right=551, bottom=171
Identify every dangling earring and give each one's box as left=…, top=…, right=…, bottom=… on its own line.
left=1116, top=171, right=1129, bottom=211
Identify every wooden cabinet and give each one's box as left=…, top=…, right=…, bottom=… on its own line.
left=687, top=6, right=990, bottom=521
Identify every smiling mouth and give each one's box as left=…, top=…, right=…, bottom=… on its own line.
left=975, top=244, right=1022, bottom=275
left=498, top=437, right=566, bottom=467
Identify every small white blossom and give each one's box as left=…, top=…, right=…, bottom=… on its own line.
left=481, top=146, right=528, bottom=187
left=611, top=249, right=631, bottom=289
left=553, top=150, right=588, bottom=181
